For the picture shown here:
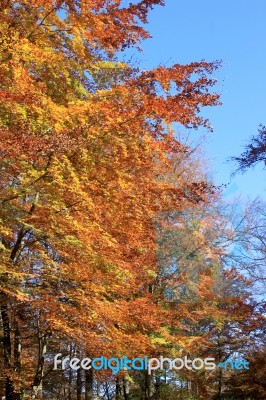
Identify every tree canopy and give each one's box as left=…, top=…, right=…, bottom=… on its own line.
left=0, top=1, right=264, bottom=400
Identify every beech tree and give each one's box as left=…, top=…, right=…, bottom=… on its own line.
left=1, top=1, right=264, bottom=399
left=0, top=1, right=222, bottom=399
left=4, top=2, right=263, bottom=400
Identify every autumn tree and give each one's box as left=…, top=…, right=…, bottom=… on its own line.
left=0, top=0, right=221, bottom=399
left=139, top=172, right=266, bottom=400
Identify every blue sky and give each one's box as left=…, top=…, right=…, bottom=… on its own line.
left=129, top=0, right=266, bottom=199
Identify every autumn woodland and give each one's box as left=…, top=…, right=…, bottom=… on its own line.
left=0, top=1, right=265, bottom=399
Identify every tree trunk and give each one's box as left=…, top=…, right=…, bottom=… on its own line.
left=105, top=382, right=111, bottom=400
left=85, top=369, right=93, bottom=400
left=32, top=328, right=48, bottom=400
left=144, top=371, right=151, bottom=400
left=0, top=294, right=14, bottom=400
left=217, top=336, right=222, bottom=400
left=122, top=379, right=129, bottom=400
left=13, top=320, right=22, bottom=400
left=76, top=367, right=82, bottom=400
left=116, top=378, right=122, bottom=400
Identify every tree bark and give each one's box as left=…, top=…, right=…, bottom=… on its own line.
left=122, top=379, right=129, bottom=400
left=115, top=378, right=122, bottom=400
left=13, top=320, right=22, bottom=400
left=85, top=369, right=93, bottom=400
left=32, top=327, right=48, bottom=400
left=76, top=367, right=82, bottom=400
left=0, top=294, right=14, bottom=400
left=144, top=371, right=151, bottom=400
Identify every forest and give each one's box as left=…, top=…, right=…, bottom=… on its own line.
left=0, top=1, right=265, bottom=399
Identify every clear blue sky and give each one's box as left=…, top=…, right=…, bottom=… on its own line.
left=128, top=0, right=266, bottom=199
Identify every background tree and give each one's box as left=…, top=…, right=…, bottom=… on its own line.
left=232, top=125, right=266, bottom=172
